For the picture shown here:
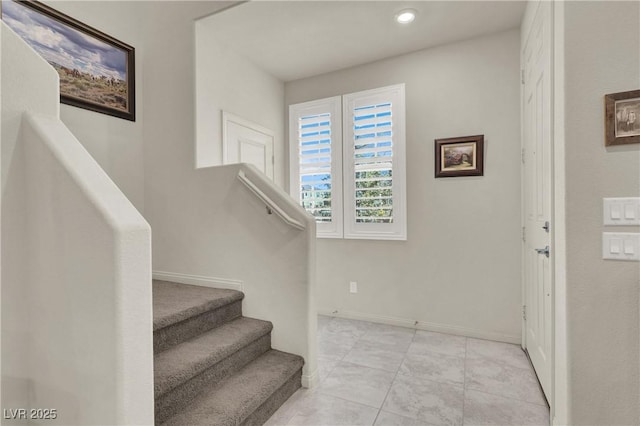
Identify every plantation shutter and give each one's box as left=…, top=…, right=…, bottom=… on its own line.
left=289, top=97, right=343, bottom=238
left=343, top=85, right=406, bottom=240
left=352, top=102, right=394, bottom=223
left=289, top=85, right=406, bottom=240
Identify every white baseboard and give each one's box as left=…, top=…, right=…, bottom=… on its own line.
left=153, top=271, right=243, bottom=292
left=317, top=308, right=521, bottom=344
left=301, top=368, right=319, bottom=389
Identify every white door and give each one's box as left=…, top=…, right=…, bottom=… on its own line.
left=222, top=112, right=274, bottom=179
left=522, top=0, right=552, bottom=400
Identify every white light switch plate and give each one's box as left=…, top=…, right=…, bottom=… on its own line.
left=604, top=198, right=640, bottom=225
left=603, top=232, right=640, bottom=261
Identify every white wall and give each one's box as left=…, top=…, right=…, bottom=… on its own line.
left=39, top=1, right=145, bottom=211
left=0, top=16, right=3, bottom=416
left=1, top=22, right=60, bottom=417
left=23, top=115, right=153, bottom=425
left=562, top=1, right=640, bottom=424
left=195, top=18, right=285, bottom=186
left=286, top=29, right=523, bottom=342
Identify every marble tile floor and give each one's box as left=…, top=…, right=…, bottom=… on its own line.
left=265, top=315, right=550, bottom=426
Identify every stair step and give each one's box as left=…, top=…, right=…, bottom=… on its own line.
left=161, top=350, right=304, bottom=426
left=153, top=280, right=244, bottom=329
left=153, top=280, right=244, bottom=353
left=154, top=317, right=273, bottom=424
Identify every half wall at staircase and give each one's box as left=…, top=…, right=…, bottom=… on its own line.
left=152, top=163, right=318, bottom=388
left=1, top=23, right=154, bottom=425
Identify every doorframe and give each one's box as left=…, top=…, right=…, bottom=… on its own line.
left=520, top=1, right=569, bottom=424
left=550, top=1, right=569, bottom=424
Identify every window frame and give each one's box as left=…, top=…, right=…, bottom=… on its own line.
left=289, top=96, right=343, bottom=238
left=343, top=84, right=407, bottom=240
left=288, top=84, right=406, bottom=241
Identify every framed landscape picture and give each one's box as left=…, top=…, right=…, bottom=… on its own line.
left=435, top=135, right=484, bottom=178
left=605, top=90, right=640, bottom=146
left=2, top=0, right=136, bottom=121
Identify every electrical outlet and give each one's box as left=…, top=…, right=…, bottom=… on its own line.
left=349, top=281, right=358, bottom=293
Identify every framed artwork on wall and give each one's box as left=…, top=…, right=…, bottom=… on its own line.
left=2, top=0, right=136, bottom=121
left=434, top=135, right=484, bottom=178
left=605, top=90, right=640, bottom=146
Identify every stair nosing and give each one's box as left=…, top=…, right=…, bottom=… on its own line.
left=242, top=364, right=302, bottom=426
left=233, top=351, right=304, bottom=424
left=154, top=316, right=273, bottom=398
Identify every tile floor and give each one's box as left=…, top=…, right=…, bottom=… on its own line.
left=266, top=316, right=550, bottom=426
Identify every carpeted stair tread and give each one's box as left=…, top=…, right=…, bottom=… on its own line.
left=161, top=350, right=304, bottom=426
left=153, top=280, right=244, bottom=331
left=154, top=316, right=273, bottom=398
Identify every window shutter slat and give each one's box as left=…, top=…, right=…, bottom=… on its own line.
left=299, top=113, right=331, bottom=126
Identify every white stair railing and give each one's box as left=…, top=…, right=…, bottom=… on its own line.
left=237, top=167, right=305, bottom=231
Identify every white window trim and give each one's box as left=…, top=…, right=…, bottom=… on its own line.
left=289, top=96, right=343, bottom=238
left=343, top=84, right=407, bottom=240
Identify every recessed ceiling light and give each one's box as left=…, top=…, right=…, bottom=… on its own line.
left=395, top=9, right=417, bottom=24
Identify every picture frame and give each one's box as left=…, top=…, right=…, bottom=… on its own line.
left=435, top=135, right=484, bottom=178
left=605, top=90, right=640, bottom=146
left=2, top=0, right=136, bottom=121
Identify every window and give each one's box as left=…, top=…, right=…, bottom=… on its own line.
left=289, top=97, right=343, bottom=238
left=289, top=84, right=406, bottom=240
left=343, top=85, right=406, bottom=239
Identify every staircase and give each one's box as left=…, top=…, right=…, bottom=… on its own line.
left=153, top=280, right=304, bottom=425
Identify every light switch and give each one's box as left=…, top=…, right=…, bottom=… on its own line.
left=604, top=198, right=640, bottom=225
left=625, top=204, right=636, bottom=220
left=610, top=239, right=621, bottom=254
left=603, top=233, right=640, bottom=261
left=624, top=240, right=635, bottom=255
left=611, top=205, right=622, bottom=219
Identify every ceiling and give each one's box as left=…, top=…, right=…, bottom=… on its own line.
left=198, top=1, right=526, bottom=82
